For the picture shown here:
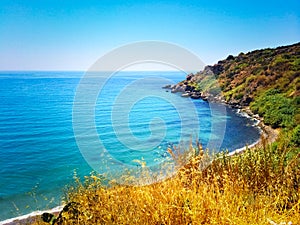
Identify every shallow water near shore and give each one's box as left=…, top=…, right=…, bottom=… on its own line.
left=0, top=71, right=260, bottom=221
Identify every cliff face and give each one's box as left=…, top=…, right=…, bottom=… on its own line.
left=186, top=42, right=300, bottom=106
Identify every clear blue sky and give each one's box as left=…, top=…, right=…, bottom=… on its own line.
left=0, top=0, right=299, bottom=70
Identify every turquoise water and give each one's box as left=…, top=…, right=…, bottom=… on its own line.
left=0, top=71, right=260, bottom=221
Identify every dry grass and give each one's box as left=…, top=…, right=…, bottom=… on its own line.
left=33, top=138, right=300, bottom=225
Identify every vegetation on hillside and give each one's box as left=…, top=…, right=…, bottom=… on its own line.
left=250, top=89, right=299, bottom=128
left=197, top=42, right=299, bottom=103
left=182, top=43, right=300, bottom=130
left=31, top=43, right=299, bottom=225
left=33, top=134, right=299, bottom=225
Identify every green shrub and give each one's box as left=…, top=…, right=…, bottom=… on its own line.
left=250, top=89, right=296, bottom=128
left=291, top=125, right=300, bottom=147
left=290, top=58, right=300, bottom=71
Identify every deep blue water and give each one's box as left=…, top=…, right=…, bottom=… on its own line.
left=0, top=71, right=260, bottom=221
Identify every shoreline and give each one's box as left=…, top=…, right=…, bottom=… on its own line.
left=228, top=106, right=279, bottom=156
left=1, top=95, right=279, bottom=225
left=164, top=84, right=279, bottom=155
left=0, top=206, right=63, bottom=225
left=1, top=112, right=278, bottom=225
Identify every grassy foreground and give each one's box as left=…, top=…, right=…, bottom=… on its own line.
left=33, top=132, right=299, bottom=225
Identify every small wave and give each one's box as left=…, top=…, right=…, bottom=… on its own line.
left=236, top=110, right=251, bottom=119
left=228, top=139, right=260, bottom=156
left=0, top=205, right=63, bottom=225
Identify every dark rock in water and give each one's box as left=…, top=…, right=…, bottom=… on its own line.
left=185, top=85, right=195, bottom=92
left=171, top=84, right=186, bottom=93
left=228, top=99, right=242, bottom=108
left=191, top=94, right=201, bottom=99
left=186, top=74, right=193, bottom=81
left=162, top=84, right=172, bottom=89
left=202, top=96, right=208, bottom=101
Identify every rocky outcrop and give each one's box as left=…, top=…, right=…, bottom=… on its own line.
left=170, top=84, right=186, bottom=93
left=165, top=42, right=300, bottom=109
left=163, top=78, right=226, bottom=105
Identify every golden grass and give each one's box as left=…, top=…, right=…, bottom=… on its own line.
left=34, top=138, right=300, bottom=225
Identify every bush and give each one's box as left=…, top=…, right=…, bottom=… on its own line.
left=291, top=125, right=300, bottom=147
left=33, top=139, right=300, bottom=225
left=250, top=89, right=296, bottom=128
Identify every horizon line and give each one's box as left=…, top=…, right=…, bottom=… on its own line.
left=0, top=70, right=197, bottom=73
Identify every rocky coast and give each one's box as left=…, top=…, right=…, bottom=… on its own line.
left=163, top=69, right=279, bottom=155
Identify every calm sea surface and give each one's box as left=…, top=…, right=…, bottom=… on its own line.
left=0, top=71, right=260, bottom=221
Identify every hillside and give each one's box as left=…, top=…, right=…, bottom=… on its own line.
left=25, top=43, right=300, bottom=225
left=174, top=42, right=300, bottom=129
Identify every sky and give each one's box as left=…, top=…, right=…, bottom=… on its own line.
left=0, top=0, right=299, bottom=71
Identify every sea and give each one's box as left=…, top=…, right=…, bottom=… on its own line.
left=0, top=71, right=260, bottom=222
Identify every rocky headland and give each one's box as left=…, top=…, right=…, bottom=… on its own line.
left=164, top=42, right=299, bottom=109
left=164, top=42, right=300, bottom=147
